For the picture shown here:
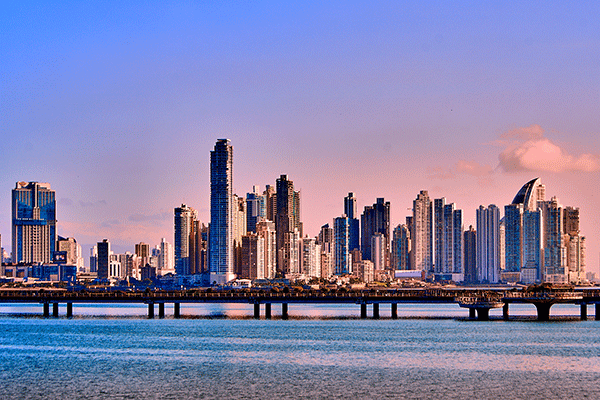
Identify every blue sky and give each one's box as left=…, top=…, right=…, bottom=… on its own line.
left=1, top=1, right=599, bottom=271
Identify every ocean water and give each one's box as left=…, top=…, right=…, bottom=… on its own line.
left=0, top=303, right=599, bottom=399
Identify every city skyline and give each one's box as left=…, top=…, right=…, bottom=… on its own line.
left=1, top=2, right=599, bottom=273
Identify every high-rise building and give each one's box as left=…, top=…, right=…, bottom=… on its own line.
left=246, top=186, right=266, bottom=233
left=158, top=238, right=175, bottom=275
left=476, top=205, right=501, bottom=283
left=174, top=204, right=197, bottom=275
left=344, top=193, right=360, bottom=251
left=301, top=237, right=321, bottom=278
left=504, top=178, right=545, bottom=282
left=412, top=190, right=432, bottom=272
left=209, top=139, right=235, bottom=284
left=360, top=198, right=390, bottom=266
left=391, top=224, right=411, bottom=270
left=97, top=239, right=111, bottom=280
left=434, top=201, right=463, bottom=276
left=57, top=236, right=84, bottom=271
left=256, top=219, right=277, bottom=279
left=241, top=233, right=264, bottom=279
left=334, top=216, right=352, bottom=275
left=12, top=182, right=56, bottom=264
left=464, top=226, right=477, bottom=283
left=318, top=223, right=334, bottom=278
left=433, top=198, right=446, bottom=273
left=189, top=221, right=208, bottom=275
left=275, top=175, right=302, bottom=276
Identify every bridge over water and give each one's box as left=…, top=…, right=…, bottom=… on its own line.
left=1, top=288, right=600, bottom=321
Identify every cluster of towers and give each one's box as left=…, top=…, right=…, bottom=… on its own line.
left=199, top=140, right=586, bottom=285
left=4, top=141, right=587, bottom=286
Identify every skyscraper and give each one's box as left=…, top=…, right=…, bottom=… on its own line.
left=344, top=193, right=360, bottom=252
left=412, top=190, right=432, bottom=272
left=391, top=224, right=411, bottom=270
left=360, top=198, right=390, bottom=266
left=275, top=175, right=301, bottom=276
left=12, top=181, right=56, bottom=264
left=464, top=226, right=477, bottom=283
left=476, top=205, right=500, bottom=283
left=334, top=216, right=352, bottom=275
left=174, top=204, right=197, bottom=275
left=209, top=139, right=235, bottom=284
left=97, top=239, right=111, bottom=280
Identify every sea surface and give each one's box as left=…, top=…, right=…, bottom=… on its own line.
left=0, top=302, right=599, bottom=399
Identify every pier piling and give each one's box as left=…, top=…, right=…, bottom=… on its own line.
left=391, top=303, right=398, bottom=319
left=66, top=303, right=73, bottom=318
left=282, top=303, right=288, bottom=320
left=360, top=303, right=367, bottom=319
left=52, top=303, right=59, bottom=318
left=372, top=303, right=379, bottom=319
left=265, top=303, right=272, bottom=319
left=174, top=303, right=180, bottom=318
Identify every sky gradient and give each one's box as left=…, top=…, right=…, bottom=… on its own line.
left=1, top=2, right=599, bottom=272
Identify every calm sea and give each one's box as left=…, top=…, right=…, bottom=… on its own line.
left=0, top=303, right=599, bottom=399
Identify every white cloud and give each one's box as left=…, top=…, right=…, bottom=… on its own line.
left=498, top=124, right=600, bottom=173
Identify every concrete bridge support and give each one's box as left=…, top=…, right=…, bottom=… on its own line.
left=476, top=308, right=490, bottom=321
left=596, top=304, right=600, bottom=321
left=372, top=303, right=380, bottom=319
left=66, top=303, right=73, bottom=318
left=360, top=303, right=367, bottom=319
left=282, top=303, right=289, bottom=320
left=52, top=303, right=59, bottom=318
left=503, top=304, right=509, bottom=320
left=265, top=303, right=272, bottom=319
left=581, top=303, right=587, bottom=321
left=534, top=303, right=552, bottom=321
left=158, top=303, right=165, bottom=319
left=43, top=302, right=50, bottom=318
left=391, top=303, right=398, bottom=319
left=174, top=303, right=181, bottom=318
left=148, top=303, right=154, bottom=319
left=254, top=303, right=260, bottom=319
left=469, top=308, right=476, bottom=319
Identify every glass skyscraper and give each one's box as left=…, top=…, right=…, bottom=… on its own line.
left=209, top=139, right=235, bottom=284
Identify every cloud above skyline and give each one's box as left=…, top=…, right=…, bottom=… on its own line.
left=498, top=124, right=600, bottom=173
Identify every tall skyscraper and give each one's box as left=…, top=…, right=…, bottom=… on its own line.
left=246, top=186, right=266, bottom=233
left=476, top=205, right=501, bottom=283
left=433, top=197, right=446, bottom=272
left=12, top=181, right=56, bottom=264
left=391, top=224, right=411, bottom=270
left=209, top=139, right=235, bottom=284
left=158, top=238, right=175, bottom=275
left=174, top=204, right=197, bottom=275
left=344, top=193, right=360, bottom=252
left=504, top=178, right=545, bottom=282
left=97, top=239, right=111, bottom=280
left=464, top=226, right=477, bottom=283
left=360, top=198, right=390, bottom=266
left=275, top=175, right=301, bottom=276
left=412, top=190, right=432, bottom=272
left=334, top=216, right=352, bottom=275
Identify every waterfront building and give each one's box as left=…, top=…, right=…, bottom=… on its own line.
left=174, top=204, right=197, bottom=275
left=56, top=236, right=84, bottom=272
left=301, top=237, right=321, bottom=278
left=158, top=238, right=175, bottom=275
left=464, top=226, right=477, bottom=283
left=360, top=198, right=390, bottom=266
left=232, top=194, right=247, bottom=277
left=412, top=191, right=432, bottom=272
left=256, top=219, right=276, bottom=279
left=334, top=216, right=352, bottom=275
left=209, top=139, right=235, bottom=284
left=189, top=221, right=208, bottom=275
left=246, top=186, right=266, bottom=233
left=97, top=239, right=111, bottom=280
left=12, top=181, right=56, bottom=264
left=241, top=233, right=265, bottom=279
left=476, top=205, right=501, bottom=283
left=434, top=198, right=446, bottom=273
left=371, top=232, right=386, bottom=272
left=318, top=223, right=334, bottom=278
left=344, top=193, right=360, bottom=251
left=391, top=224, right=411, bottom=270
left=275, top=175, right=302, bottom=276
